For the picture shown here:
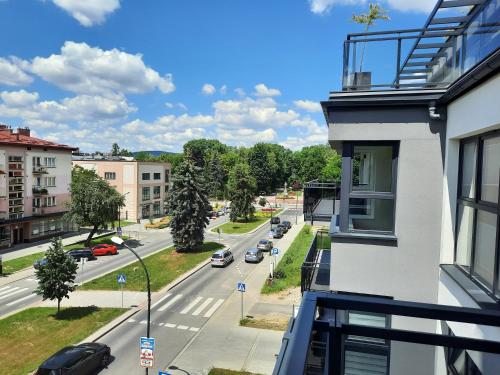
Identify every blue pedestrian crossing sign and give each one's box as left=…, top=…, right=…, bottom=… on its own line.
left=237, top=282, right=246, bottom=292
left=117, top=274, right=126, bottom=284
left=158, top=372, right=170, bottom=375
left=271, top=247, right=279, bottom=255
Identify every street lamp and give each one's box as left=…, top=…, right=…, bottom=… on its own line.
left=111, top=236, right=151, bottom=375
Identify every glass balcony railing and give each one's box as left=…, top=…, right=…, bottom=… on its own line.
left=342, top=0, right=499, bottom=91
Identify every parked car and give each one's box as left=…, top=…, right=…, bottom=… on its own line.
left=277, top=223, right=288, bottom=233
left=282, top=220, right=292, bottom=229
left=271, top=227, right=284, bottom=238
left=35, top=342, right=111, bottom=375
left=92, top=244, right=118, bottom=256
left=217, top=209, right=225, bottom=216
left=211, top=249, right=234, bottom=267
left=67, top=248, right=96, bottom=262
left=257, top=239, right=273, bottom=252
left=245, top=248, right=264, bottom=263
left=270, top=216, right=280, bottom=224
left=209, top=211, right=218, bottom=219
left=33, top=258, right=48, bottom=269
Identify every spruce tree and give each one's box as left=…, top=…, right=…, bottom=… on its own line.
left=35, top=238, right=78, bottom=314
left=228, top=163, right=256, bottom=222
left=168, top=155, right=210, bottom=251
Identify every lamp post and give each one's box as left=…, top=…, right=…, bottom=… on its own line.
left=111, top=236, right=151, bottom=375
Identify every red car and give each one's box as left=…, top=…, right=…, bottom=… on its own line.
left=92, top=244, right=118, bottom=256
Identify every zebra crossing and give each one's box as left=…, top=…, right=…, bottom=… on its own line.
left=153, top=294, right=225, bottom=318
left=0, top=285, right=37, bottom=306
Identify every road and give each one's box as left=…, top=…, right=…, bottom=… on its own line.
left=98, top=208, right=298, bottom=375
left=0, top=216, right=229, bottom=318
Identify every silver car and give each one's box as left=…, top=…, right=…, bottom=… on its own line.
left=245, top=248, right=264, bottom=263
left=257, top=239, right=273, bottom=252
left=211, top=249, right=233, bottom=267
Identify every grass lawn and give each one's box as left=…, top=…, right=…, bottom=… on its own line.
left=1, top=251, right=46, bottom=275
left=212, top=209, right=282, bottom=234
left=109, top=220, right=135, bottom=227
left=261, top=224, right=314, bottom=294
left=209, top=369, right=263, bottom=375
left=240, top=316, right=288, bottom=331
left=80, top=242, right=224, bottom=292
left=0, top=306, right=125, bottom=375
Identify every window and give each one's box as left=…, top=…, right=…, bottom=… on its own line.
left=154, top=172, right=161, bottom=180
left=153, top=186, right=161, bottom=199
left=33, top=198, right=41, bottom=208
left=455, top=131, right=500, bottom=298
left=44, top=176, right=56, bottom=187
left=45, top=196, right=56, bottom=206
left=142, top=205, right=151, bottom=218
left=142, top=173, right=150, bottom=180
left=32, top=156, right=41, bottom=166
left=164, top=185, right=169, bottom=193
left=443, top=324, right=483, bottom=375
left=142, top=187, right=150, bottom=201
left=339, top=142, right=398, bottom=235
left=44, top=157, right=56, bottom=167
left=104, top=172, right=116, bottom=180
left=153, top=202, right=161, bottom=216
left=165, top=170, right=170, bottom=183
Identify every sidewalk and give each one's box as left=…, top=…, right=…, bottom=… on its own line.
left=168, top=216, right=305, bottom=375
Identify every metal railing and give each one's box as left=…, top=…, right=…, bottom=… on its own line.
left=301, top=230, right=331, bottom=294
left=303, top=181, right=339, bottom=223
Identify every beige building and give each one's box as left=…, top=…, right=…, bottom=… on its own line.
left=72, top=157, right=172, bottom=222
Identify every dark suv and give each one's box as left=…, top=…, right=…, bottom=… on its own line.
left=67, top=248, right=96, bottom=262
left=270, top=216, right=280, bottom=224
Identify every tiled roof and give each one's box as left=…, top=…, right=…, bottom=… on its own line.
left=0, top=132, right=77, bottom=151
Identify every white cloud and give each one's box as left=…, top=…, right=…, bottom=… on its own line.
left=165, top=102, right=174, bottom=109
left=0, top=90, right=39, bottom=107
left=253, top=83, right=281, bottom=97
left=293, top=99, right=322, bottom=113
left=178, top=103, right=188, bottom=111
left=52, top=0, right=121, bottom=27
left=30, top=41, right=175, bottom=96
left=218, top=128, right=278, bottom=145
left=220, top=85, right=227, bottom=95
left=385, top=0, right=435, bottom=13
left=0, top=58, right=33, bottom=86
left=234, top=88, right=246, bottom=97
left=308, top=0, right=434, bottom=14
left=123, top=113, right=213, bottom=133
left=202, top=83, right=216, bottom=95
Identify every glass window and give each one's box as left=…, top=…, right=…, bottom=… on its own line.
left=473, top=210, right=497, bottom=287
left=461, top=142, right=476, bottom=198
left=352, top=145, right=392, bottom=192
left=455, top=205, right=474, bottom=270
left=104, top=172, right=116, bottom=180
left=165, top=170, right=170, bottom=183
left=154, top=173, right=161, bottom=180
left=142, top=173, right=150, bottom=180
left=153, top=186, right=161, bottom=199
left=481, top=135, right=500, bottom=203
left=348, top=198, right=394, bottom=232
left=142, top=187, right=150, bottom=201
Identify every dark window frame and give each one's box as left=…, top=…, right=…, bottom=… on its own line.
left=153, top=172, right=161, bottom=180
left=142, top=173, right=150, bottom=181
left=339, top=141, right=399, bottom=236
left=454, top=129, right=500, bottom=300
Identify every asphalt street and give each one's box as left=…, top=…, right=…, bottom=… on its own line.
left=0, top=216, right=229, bottom=318
left=98, top=208, right=298, bottom=375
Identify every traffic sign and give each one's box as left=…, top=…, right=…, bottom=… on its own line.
left=140, top=358, right=153, bottom=368
left=140, top=337, right=155, bottom=350
left=268, top=231, right=273, bottom=239
left=159, top=372, right=170, bottom=375
left=140, top=337, right=155, bottom=368
left=237, top=282, right=246, bottom=292
left=271, top=247, right=279, bottom=255
left=117, top=226, right=123, bottom=236
left=117, top=274, right=126, bottom=284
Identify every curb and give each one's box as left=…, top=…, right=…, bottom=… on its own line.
left=209, top=210, right=284, bottom=236
left=82, top=307, right=141, bottom=344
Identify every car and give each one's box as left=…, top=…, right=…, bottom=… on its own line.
left=67, top=248, right=96, bottom=262
left=211, top=249, right=233, bottom=267
left=245, top=248, right=264, bottom=263
left=271, top=227, right=284, bottom=238
left=209, top=211, right=218, bottom=219
left=257, top=239, right=273, bottom=252
left=277, top=223, right=288, bottom=233
left=92, top=244, right=118, bottom=256
left=35, top=342, right=111, bottom=375
left=282, top=220, right=292, bottom=229
left=270, top=216, right=280, bottom=224
left=33, top=258, right=48, bottom=269
left=217, top=209, right=225, bottom=216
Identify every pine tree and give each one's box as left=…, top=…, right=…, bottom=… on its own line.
left=228, top=163, right=256, bottom=222
left=206, top=152, right=227, bottom=200
left=167, top=156, right=210, bottom=251
left=35, top=238, right=78, bottom=314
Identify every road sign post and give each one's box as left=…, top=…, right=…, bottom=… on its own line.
left=80, top=257, right=86, bottom=285
left=237, top=282, right=246, bottom=320
left=117, top=226, right=123, bottom=237
left=140, top=337, right=155, bottom=369
left=271, top=247, right=279, bottom=268
left=117, top=274, right=126, bottom=308
left=269, top=261, right=274, bottom=279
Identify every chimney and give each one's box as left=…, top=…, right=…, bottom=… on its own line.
left=17, top=127, right=30, bottom=137
left=0, top=124, right=10, bottom=135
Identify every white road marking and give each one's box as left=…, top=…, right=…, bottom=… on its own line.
left=6, top=293, right=37, bottom=306
left=189, top=327, right=200, bottom=332
left=158, top=323, right=164, bottom=326
left=203, top=299, right=225, bottom=318
left=26, top=278, right=35, bottom=282
left=164, top=323, right=176, bottom=328
left=192, top=297, right=213, bottom=316
left=180, top=296, right=203, bottom=315
left=151, top=293, right=172, bottom=309
left=0, top=288, right=28, bottom=300
left=127, top=319, right=136, bottom=323
left=140, top=320, right=147, bottom=325
left=177, top=325, right=188, bottom=330
left=0, top=286, right=18, bottom=296
left=0, top=286, right=12, bottom=292
left=157, top=294, right=183, bottom=312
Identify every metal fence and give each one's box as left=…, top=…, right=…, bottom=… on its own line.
left=301, top=230, right=331, bottom=294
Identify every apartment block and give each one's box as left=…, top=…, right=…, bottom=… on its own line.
left=72, top=156, right=172, bottom=222
left=276, top=1, right=500, bottom=374
left=0, top=125, right=77, bottom=248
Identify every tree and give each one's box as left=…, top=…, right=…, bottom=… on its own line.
left=65, top=166, right=125, bottom=246
left=183, top=139, right=228, bottom=168
left=321, top=151, right=342, bottom=182
left=134, top=151, right=153, bottom=161
left=248, top=143, right=273, bottom=194
left=227, top=163, right=256, bottom=222
left=111, top=143, right=120, bottom=156
left=35, top=238, right=78, bottom=314
left=205, top=152, right=227, bottom=199
left=167, top=156, right=210, bottom=251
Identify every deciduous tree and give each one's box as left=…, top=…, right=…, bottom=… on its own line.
left=228, top=163, right=256, bottom=222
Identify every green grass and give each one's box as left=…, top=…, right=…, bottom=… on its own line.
left=80, top=242, right=224, bottom=291
left=0, top=306, right=125, bottom=375
left=212, top=209, right=283, bottom=234
left=64, top=233, right=126, bottom=251
left=261, top=224, right=314, bottom=294
left=1, top=251, right=46, bottom=275
left=109, top=220, right=135, bottom=227
left=209, top=369, right=263, bottom=375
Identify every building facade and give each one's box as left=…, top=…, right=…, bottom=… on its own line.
left=0, top=125, right=77, bottom=248
left=72, top=157, right=172, bottom=222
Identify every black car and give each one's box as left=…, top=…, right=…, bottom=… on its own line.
left=271, top=227, right=284, bottom=238
left=277, top=223, right=288, bottom=233
left=270, top=216, right=280, bottom=224
left=67, top=248, right=96, bottom=262
left=35, top=343, right=111, bottom=375
left=282, top=220, right=292, bottom=229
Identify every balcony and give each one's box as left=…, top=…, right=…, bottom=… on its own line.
left=32, top=207, right=46, bottom=216
left=342, top=0, right=499, bottom=91
left=32, top=186, right=48, bottom=195
left=32, top=165, right=48, bottom=174
left=303, top=181, right=339, bottom=223
left=301, top=229, right=331, bottom=293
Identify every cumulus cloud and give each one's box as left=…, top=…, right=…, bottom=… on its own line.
left=234, top=88, right=246, bottom=97
left=218, top=128, right=278, bottom=145
left=52, top=0, right=121, bottom=27
left=29, top=41, right=174, bottom=96
left=253, top=83, right=281, bottom=97
left=0, top=90, right=39, bottom=107
left=220, top=85, right=227, bottom=95
left=293, top=100, right=322, bottom=113
left=308, top=0, right=435, bottom=14
left=0, top=58, right=33, bottom=86
left=202, top=83, right=216, bottom=95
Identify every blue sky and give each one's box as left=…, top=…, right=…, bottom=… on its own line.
left=0, top=0, right=435, bottom=152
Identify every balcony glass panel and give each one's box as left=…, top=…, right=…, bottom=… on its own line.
left=456, top=205, right=474, bottom=271
left=352, top=145, right=392, bottom=192
left=473, top=210, right=497, bottom=287
left=481, top=135, right=500, bottom=203
left=461, top=141, right=476, bottom=198
left=348, top=198, right=394, bottom=232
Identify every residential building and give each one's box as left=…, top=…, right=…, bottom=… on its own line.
left=276, top=0, right=500, bottom=374
left=0, top=125, right=77, bottom=248
left=72, top=156, right=172, bottom=222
